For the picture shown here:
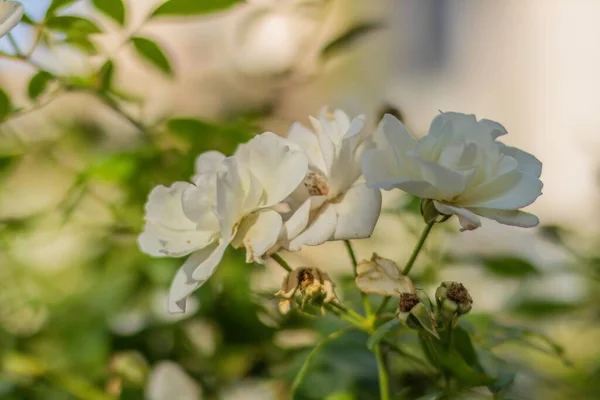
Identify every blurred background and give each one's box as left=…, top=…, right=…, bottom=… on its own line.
left=1, top=0, right=599, bottom=399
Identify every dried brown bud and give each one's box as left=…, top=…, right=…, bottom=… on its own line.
left=446, top=282, right=471, bottom=306
left=399, top=292, right=419, bottom=313
left=274, top=267, right=338, bottom=314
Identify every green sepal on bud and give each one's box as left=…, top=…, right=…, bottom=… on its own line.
left=396, top=291, right=439, bottom=339
left=420, top=198, right=452, bottom=225
left=435, top=281, right=473, bottom=327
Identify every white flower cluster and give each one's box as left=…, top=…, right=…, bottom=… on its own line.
left=0, top=1, right=23, bottom=39
left=139, top=109, right=543, bottom=313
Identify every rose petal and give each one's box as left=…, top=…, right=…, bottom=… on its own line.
left=458, top=170, right=543, bottom=210
left=193, top=150, right=225, bottom=176
left=413, top=156, right=467, bottom=199
left=499, top=144, right=542, bottom=178
left=287, top=122, right=327, bottom=173
left=332, top=183, right=382, bottom=240
left=470, top=208, right=539, bottom=228
left=168, top=240, right=228, bottom=313
left=235, top=132, right=308, bottom=206
left=279, top=197, right=312, bottom=243
left=287, top=203, right=337, bottom=251
left=238, top=210, right=283, bottom=263
left=139, top=183, right=215, bottom=257
left=433, top=201, right=482, bottom=231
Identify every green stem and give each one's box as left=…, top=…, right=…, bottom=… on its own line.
left=401, top=221, right=435, bottom=275
left=7, top=33, right=22, bottom=57
left=376, top=222, right=436, bottom=315
left=344, top=240, right=373, bottom=317
left=291, top=327, right=353, bottom=394
left=375, top=344, right=390, bottom=400
left=271, top=253, right=292, bottom=272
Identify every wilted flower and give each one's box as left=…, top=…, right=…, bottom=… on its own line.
left=396, top=291, right=439, bottom=339
left=355, top=253, right=413, bottom=297
left=0, top=1, right=23, bottom=38
left=274, top=267, right=338, bottom=314
left=278, top=108, right=382, bottom=250
left=362, top=112, right=543, bottom=231
left=139, top=133, right=308, bottom=312
left=435, top=281, right=473, bottom=323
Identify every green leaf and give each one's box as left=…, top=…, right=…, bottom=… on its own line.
left=0, top=88, right=11, bottom=121
left=46, top=15, right=102, bottom=36
left=27, top=71, right=54, bottom=100
left=167, top=117, right=213, bottom=136
left=61, top=35, right=99, bottom=54
left=477, top=349, right=516, bottom=394
left=87, top=154, right=135, bottom=182
left=452, top=326, right=479, bottom=367
left=46, top=0, right=79, bottom=16
left=511, top=298, right=580, bottom=318
left=91, top=0, right=126, bottom=26
left=151, top=0, right=241, bottom=18
left=21, top=14, right=36, bottom=25
left=97, top=60, right=115, bottom=92
left=367, top=319, right=399, bottom=351
left=322, top=21, right=383, bottom=58
left=130, top=37, right=173, bottom=76
left=479, top=255, right=539, bottom=278
left=410, top=303, right=439, bottom=339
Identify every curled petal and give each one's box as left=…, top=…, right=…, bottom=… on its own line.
left=433, top=201, right=482, bottom=231
left=168, top=240, right=229, bottom=313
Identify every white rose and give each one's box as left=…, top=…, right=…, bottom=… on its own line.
left=362, top=112, right=543, bottom=231
left=139, top=133, right=308, bottom=313
left=0, top=1, right=23, bottom=39
left=278, top=108, right=382, bottom=250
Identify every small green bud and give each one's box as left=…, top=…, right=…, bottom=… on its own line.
left=435, top=281, right=473, bottom=324
left=420, top=199, right=452, bottom=224
left=420, top=198, right=440, bottom=224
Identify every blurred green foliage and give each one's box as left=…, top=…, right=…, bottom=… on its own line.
left=0, top=1, right=599, bottom=399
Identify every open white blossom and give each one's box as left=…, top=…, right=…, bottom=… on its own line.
left=139, top=133, right=308, bottom=313
left=278, top=109, right=382, bottom=250
left=362, top=112, right=543, bottom=231
left=0, top=1, right=23, bottom=38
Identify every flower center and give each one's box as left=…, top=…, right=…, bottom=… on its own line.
left=303, top=171, right=329, bottom=196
